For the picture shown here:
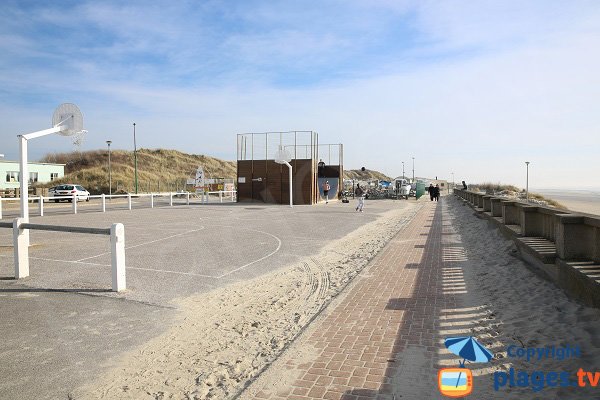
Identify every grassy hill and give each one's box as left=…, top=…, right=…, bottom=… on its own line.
left=343, top=169, right=392, bottom=181
left=36, top=149, right=393, bottom=194
left=39, top=149, right=236, bottom=194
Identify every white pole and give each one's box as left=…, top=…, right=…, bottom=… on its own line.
left=186, top=192, right=190, bottom=205
left=284, top=161, right=293, bottom=207
left=110, top=223, right=126, bottom=292
left=39, top=196, right=44, bottom=216
left=18, top=136, right=30, bottom=247
left=169, top=192, right=173, bottom=206
left=19, top=136, right=29, bottom=220
left=219, top=191, right=223, bottom=203
left=128, top=194, right=132, bottom=210
left=151, top=193, right=154, bottom=208
left=0, top=198, right=2, bottom=220
left=231, top=190, right=234, bottom=202
left=101, top=194, right=106, bottom=212
left=525, top=161, right=530, bottom=202
left=72, top=195, right=77, bottom=214
left=13, top=217, right=29, bottom=278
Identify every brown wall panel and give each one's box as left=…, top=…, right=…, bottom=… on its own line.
left=237, top=161, right=253, bottom=202
left=252, top=161, right=267, bottom=202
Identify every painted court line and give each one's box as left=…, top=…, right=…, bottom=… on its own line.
left=75, top=226, right=206, bottom=262
left=217, top=227, right=282, bottom=278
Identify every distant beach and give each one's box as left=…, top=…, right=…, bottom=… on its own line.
left=533, top=189, right=600, bottom=216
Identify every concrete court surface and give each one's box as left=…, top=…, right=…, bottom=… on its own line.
left=0, top=198, right=413, bottom=399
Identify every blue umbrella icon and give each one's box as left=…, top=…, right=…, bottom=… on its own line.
left=444, top=336, right=493, bottom=387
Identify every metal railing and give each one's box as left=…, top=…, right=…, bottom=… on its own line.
left=1, top=219, right=126, bottom=292
left=0, top=190, right=238, bottom=218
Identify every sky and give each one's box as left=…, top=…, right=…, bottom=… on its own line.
left=1, top=0, right=599, bottom=189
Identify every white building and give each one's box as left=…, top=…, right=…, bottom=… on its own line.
left=0, top=160, right=65, bottom=191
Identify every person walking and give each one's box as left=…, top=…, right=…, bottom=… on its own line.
left=429, top=183, right=435, bottom=201
left=355, top=183, right=365, bottom=212
left=434, top=184, right=440, bottom=202
left=322, top=180, right=331, bottom=204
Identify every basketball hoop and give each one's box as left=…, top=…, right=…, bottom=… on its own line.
left=274, top=145, right=291, bottom=164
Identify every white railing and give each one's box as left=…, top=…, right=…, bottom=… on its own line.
left=0, top=190, right=238, bottom=218
left=0, top=219, right=126, bottom=292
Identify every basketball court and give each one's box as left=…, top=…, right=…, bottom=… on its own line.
left=0, top=199, right=413, bottom=399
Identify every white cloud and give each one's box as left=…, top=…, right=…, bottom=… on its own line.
left=1, top=1, right=599, bottom=189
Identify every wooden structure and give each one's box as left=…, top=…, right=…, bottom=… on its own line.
left=237, top=132, right=341, bottom=205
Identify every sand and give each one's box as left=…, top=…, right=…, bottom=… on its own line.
left=73, top=202, right=422, bottom=399
left=533, top=189, right=600, bottom=216
left=439, top=196, right=600, bottom=398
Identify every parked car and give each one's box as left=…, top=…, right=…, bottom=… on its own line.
left=51, top=184, right=90, bottom=202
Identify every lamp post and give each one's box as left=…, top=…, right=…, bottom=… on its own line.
left=133, top=122, right=138, bottom=194
left=106, top=140, right=112, bottom=196
left=402, top=161, right=405, bottom=180
left=451, top=172, right=455, bottom=193
left=525, top=161, right=530, bottom=202
left=412, top=157, right=415, bottom=182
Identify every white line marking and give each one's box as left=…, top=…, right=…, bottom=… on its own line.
left=75, top=226, right=206, bottom=262
left=126, top=266, right=216, bottom=278
left=217, top=228, right=282, bottom=278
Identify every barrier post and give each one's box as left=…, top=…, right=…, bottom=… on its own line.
left=0, top=198, right=2, bottom=220
left=72, top=195, right=77, bottom=214
left=186, top=192, right=190, bottom=205
left=128, top=194, right=132, bottom=210
left=151, top=193, right=154, bottom=208
left=169, top=192, right=173, bottom=206
left=219, top=191, right=223, bottom=203
left=231, top=190, right=234, bottom=202
left=39, top=196, right=44, bottom=217
left=110, top=223, right=126, bottom=292
left=13, top=217, right=29, bottom=278
left=101, top=194, right=106, bottom=212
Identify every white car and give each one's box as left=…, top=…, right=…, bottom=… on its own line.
left=51, top=184, right=90, bottom=202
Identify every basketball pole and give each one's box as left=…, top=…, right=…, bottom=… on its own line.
left=17, top=125, right=67, bottom=278
left=283, top=161, right=293, bottom=208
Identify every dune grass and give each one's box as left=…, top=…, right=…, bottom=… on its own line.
left=470, top=182, right=567, bottom=210
left=38, top=149, right=236, bottom=194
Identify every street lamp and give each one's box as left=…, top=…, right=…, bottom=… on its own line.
left=451, top=172, right=455, bottom=192
left=412, top=157, right=415, bottom=182
left=402, top=161, right=405, bottom=180
left=133, top=122, right=138, bottom=194
left=525, top=161, right=530, bottom=202
left=106, top=140, right=112, bottom=196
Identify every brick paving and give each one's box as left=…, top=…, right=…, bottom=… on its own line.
left=252, top=200, right=463, bottom=399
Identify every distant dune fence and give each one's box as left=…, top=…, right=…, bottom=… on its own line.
left=455, top=188, right=600, bottom=307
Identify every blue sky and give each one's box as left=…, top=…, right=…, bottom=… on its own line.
left=1, top=0, right=599, bottom=188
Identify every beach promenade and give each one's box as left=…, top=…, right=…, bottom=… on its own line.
left=241, top=196, right=600, bottom=400
left=243, top=199, right=451, bottom=399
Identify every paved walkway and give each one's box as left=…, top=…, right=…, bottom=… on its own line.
left=251, top=200, right=461, bottom=399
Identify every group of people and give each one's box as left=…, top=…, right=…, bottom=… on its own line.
left=428, top=183, right=440, bottom=202
left=322, top=180, right=365, bottom=211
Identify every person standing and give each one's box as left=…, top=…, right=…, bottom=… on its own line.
left=429, top=183, right=435, bottom=201
left=355, top=183, right=365, bottom=212
left=434, top=184, right=440, bottom=202
left=322, top=180, right=331, bottom=204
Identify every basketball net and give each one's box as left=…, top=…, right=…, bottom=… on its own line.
left=72, top=130, right=87, bottom=151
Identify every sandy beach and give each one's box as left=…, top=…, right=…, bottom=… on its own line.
left=533, top=189, right=600, bottom=216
